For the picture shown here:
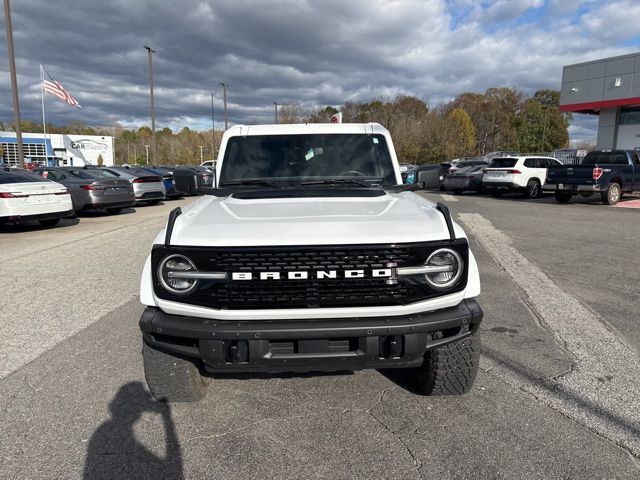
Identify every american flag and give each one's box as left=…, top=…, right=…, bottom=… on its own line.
left=41, top=65, right=81, bottom=108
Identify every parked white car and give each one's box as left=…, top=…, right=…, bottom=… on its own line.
left=482, top=156, right=563, bottom=198
left=0, top=168, right=73, bottom=226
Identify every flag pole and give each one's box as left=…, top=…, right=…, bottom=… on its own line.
left=40, top=64, right=48, bottom=166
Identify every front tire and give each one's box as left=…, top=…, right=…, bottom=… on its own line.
left=602, top=183, right=621, bottom=205
left=142, top=342, right=208, bottom=402
left=38, top=218, right=60, bottom=227
left=452, top=189, right=463, bottom=195
left=490, top=190, right=503, bottom=197
left=414, top=330, right=480, bottom=395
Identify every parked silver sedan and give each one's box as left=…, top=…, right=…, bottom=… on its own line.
left=83, top=167, right=166, bottom=205
left=34, top=167, right=135, bottom=214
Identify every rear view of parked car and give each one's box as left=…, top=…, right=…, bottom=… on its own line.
left=444, top=165, right=486, bottom=194
left=403, top=164, right=444, bottom=190
left=123, top=166, right=181, bottom=199
left=0, top=168, right=73, bottom=226
left=34, top=167, right=135, bottom=214
left=173, top=166, right=214, bottom=195
left=482, top=156, right=562, bottom=199
left=448, top=159, right=488, bottom=175
left=544, top=149, right=640, bottom=205
left=84, top=167, right=166, bottom=205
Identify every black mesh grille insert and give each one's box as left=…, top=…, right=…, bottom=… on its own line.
left=152, top=241, right=468, bottom=309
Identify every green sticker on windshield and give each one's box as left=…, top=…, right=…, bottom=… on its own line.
left=305, top=149, right=314, bottom=161
left=372, top=138, right=379, bottom=144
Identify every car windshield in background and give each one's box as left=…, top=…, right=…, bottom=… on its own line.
left=85, top=169, right=119, bottom=178
left=582, top=151, right=628, bottom=165
left=488, top=158, right=517, bottom=168
left=68, top=170, right=99, bottom=179
left=219, top=134, right=396, bottom=186
left=0, top=171, right=50, bottom=184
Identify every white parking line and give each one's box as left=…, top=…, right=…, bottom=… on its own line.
left=458, top=213, right=640, bottom=456
left=439, top=194, right=458, bottom=202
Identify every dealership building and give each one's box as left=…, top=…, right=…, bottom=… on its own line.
left=0, top=132, right=115, bottom=167
left=560, top=52, right=640, bottom=150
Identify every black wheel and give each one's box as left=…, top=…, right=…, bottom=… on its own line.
left=414, top=329, right=480, bottom=395
left=38, top=218, right=60, bottom=227
left=146, top=200, right=161, bottom=206
left=106, top=207, right=123, bottom=214
left=524, top=179, right=541, bottom=199
left=142, top=342, right=208, bottom=402
left=554, top=192, right=572, bottom=203
left=452, top=189, right=463, bottom=195
left=490, top=190, right=503, bottom=197
left=602, top=183, right=621, bottom=205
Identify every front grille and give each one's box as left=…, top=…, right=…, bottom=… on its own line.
left=152, top=242, right=468, bottom=309
left=208, top=248, right=415, bottom=272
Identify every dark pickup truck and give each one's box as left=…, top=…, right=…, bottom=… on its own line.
left=544, top=150, right=640, bottom=205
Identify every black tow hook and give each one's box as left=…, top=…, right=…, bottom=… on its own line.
left=379, top=335, right=403, bottom=359
left=226, top=340, right=249, bottom=364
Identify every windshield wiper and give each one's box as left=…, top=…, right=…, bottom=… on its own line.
left=220, top=179, right=279, bottom=188
left=299, top=178, right=380, bottom=188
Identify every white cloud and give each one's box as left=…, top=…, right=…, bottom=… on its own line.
left=1, top=0, right=638, bottom=145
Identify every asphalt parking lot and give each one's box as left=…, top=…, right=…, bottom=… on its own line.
left=1, top=192, right=639, bottom=479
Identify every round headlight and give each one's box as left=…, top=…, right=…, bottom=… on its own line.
left=158, top=254, right=198, bottom=294
left=424, top=248, right=463, bottom=290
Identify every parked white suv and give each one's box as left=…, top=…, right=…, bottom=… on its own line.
left=138, top=123, right=484, bottom=402
left=482, top=156, right=563, bottom=198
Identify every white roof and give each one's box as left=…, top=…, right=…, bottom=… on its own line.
left=222, top=123, right=389, bottom=136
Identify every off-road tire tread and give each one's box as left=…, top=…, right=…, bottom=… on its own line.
left=416, top=331, right=480, bottom=395
left=142, top=342, right=208, bottom=402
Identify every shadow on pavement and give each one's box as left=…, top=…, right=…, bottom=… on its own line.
left=481, top=347, right=640, bottom=440
left=83, top=381, right=183, bottom=480
left=0, top=217, right=79, bottom=232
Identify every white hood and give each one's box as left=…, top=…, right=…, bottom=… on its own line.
left=164, top=191, right=464, bottom=247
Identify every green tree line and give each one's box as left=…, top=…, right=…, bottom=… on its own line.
left=1, top=87, right=571, bottom=165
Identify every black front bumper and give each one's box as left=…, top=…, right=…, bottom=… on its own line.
left=139, top=299, right=483, bottom=373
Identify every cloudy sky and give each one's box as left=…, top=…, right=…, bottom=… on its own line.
left=1, top=0, right=639, bottom=144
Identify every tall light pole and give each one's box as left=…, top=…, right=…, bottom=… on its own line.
left=144, top=144, right=150, bottom=165
left=199, top=145, right=204, bottom=163
left=4, top=0, right=25, bottom=168
left=210, top=92, right=216, bottom=159
left=143, top=45, right=157, bottom=164
left=274, top=102, right=278, bottom=124
left=219, top=82, right=229, bottom=130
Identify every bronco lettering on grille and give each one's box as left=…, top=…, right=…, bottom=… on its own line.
left=231, top=269, right=392, bottom=281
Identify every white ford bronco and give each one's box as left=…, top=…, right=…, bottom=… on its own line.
left=139, top=123, right=483, bottom=401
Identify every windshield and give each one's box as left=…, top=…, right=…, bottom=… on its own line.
left=582, top=151, right=628, bottom=165
left=85, top=168, right=120, bottom=178
left=219, top=134, right=396, bottom=186
left=68, top=169, right=99, bottom=179
left=0, top=171, right=51, bottom=184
